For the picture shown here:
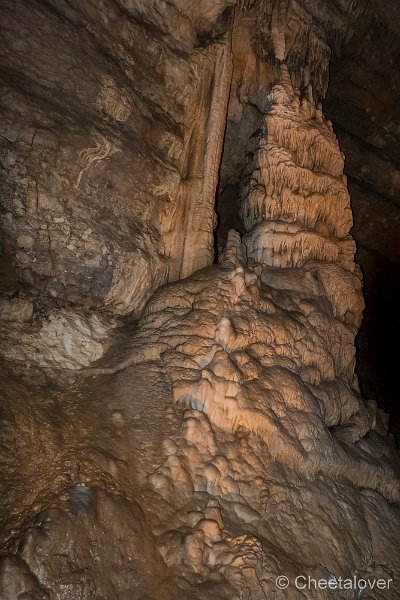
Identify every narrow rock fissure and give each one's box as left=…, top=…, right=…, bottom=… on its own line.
left=214, top=103, right=265, bottom=260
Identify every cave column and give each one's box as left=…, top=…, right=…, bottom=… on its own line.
left=179, top=35, right=233, bottom=278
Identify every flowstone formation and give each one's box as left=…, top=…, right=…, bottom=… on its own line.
left=1, top=65, right=400, bottom=597
left=1, top=1, right=400, bottom=598
left=2, top=242, right=400, bottom=597
left=242, top=66, right=355, bottom=272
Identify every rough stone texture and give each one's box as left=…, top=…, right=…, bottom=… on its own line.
left=241, top=66, right=355, bottom=272
left=1, top=237, right=399, bottom=597
left=1, top=0, right=400, bottom=598
left=0, top=0, right=236, bottom=373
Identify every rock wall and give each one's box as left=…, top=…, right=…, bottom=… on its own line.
left=0, top=0, right=236, bottom=374
left=0, top=0, right=400, bottom=598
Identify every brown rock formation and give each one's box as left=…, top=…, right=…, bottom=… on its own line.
left=0, top=0, right=399, bottom=598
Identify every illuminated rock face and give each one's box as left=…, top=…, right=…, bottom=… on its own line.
left=1, top=1, right=400, bottom=598
left=242, top=66, right=355, bottom=271
left=3, top=235, right=400, bottom=598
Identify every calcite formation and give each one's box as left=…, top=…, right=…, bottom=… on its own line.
left=2, top=230, right=399, bottom=597
left=242, top=67, right=355, bottom=272
left=0, top=0, right=400, bottom=598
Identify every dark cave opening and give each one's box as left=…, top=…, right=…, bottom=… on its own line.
left=214, top=101, right=265, bottom=259
left=215, top=182, right=246, bottom=259
left=324, top=19, right=400, bottom=440
left=355, top=249, right=400, bottom=443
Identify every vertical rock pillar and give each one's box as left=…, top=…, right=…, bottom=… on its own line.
left=180, top=37, right=233, bottom=278
left=242, top=64, right=356, bottom=275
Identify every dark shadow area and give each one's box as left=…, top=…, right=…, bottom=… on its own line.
left=325, top=17, right=400, bottom=439
left=215, top=95, right=265, bottom=259
left=215, top=182, right=245, bottom=257
left=356, top=248, right=400, bottom=444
